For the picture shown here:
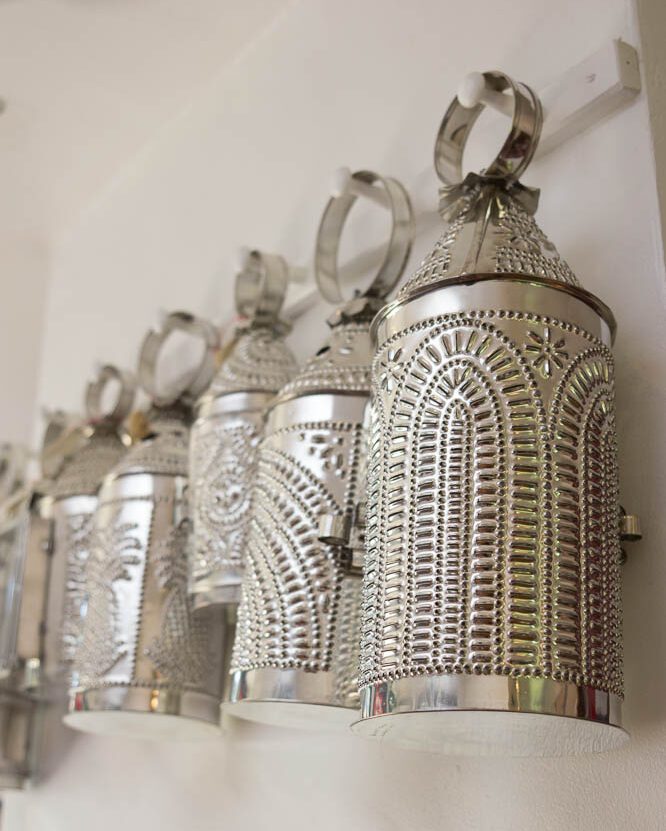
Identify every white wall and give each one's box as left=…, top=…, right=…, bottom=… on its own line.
left=6, top=0, right=666, bottom=828
left=0, top=243, right=49, bottom=446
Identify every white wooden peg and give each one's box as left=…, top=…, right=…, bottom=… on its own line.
left=457, top=72, right=515, bottom=116
left=331, top=166, right=391, bottom=209
left=454, top=41, right=640, bottom=161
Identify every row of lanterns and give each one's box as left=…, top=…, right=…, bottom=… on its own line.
left=0, top=70, right=642, bottom=785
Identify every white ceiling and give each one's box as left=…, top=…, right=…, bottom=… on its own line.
left=0, top=0, right=291, bottom=246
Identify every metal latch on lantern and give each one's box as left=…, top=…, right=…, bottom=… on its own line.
left=318, top=502, right=366, bottom=576
left=620, top=507, right=642, bottom=563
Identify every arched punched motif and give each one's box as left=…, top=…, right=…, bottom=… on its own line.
left=550, top=349, right=621, bottom=696
left=232, top=448, right=343, bottom=673
left=411, top=367, right=506, bottom=673
left=362, top=318, right=548, bottom=686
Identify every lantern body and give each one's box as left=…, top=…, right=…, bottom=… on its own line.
left=189, top=326, right=297, bottom=608
left=228, top=321, right=369, bottom=729
left=45, top=427, right=127, bottom=684
left=65, top=411, right=226, bottom=739
left=355, top=189, right=626, bottom=755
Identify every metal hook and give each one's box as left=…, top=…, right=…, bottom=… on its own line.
left=234, top=250, right=291, bottom=325
left=434, top=70, right=543, bottom=186
left=138, top=310, right=219, bottom=408
left=84, top=363, right=136, bottom=425
left=314, top=168, right=414, bottom=307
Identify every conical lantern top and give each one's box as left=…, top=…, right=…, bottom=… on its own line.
left=384, top=70, right=615, bottom=340
left=50, top=364, right=135, bottom=499
left=277, top=170, right=415, bottom=402
left=205, top=251, right=298, bottom=398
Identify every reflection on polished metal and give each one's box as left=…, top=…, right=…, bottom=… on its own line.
left=228, top=170, right=414, bottom=730
left=353, top=71, right=630, bottom=755
left=44, top=365, right=135, bottom=687
left=65, top=312, right=229, bottom=740
left=189, top=252, right=298, bottom=608
left=0, top=427, right=65, bottom=788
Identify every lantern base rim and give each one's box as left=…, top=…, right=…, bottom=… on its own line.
left=224, top=699, right=356, bottom=732
left=353, top=675, right=626, bottom=756
left=227, top=668, right=357, bottom=731
left=65, top=685, right=222, bottom=741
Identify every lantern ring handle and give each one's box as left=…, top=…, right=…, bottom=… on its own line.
left=85, top=364, right=136, bottom=424
left=434, top=71, right=542, bottom=186
left=234, top=250, right=289, bottom=324
left=138, top=311, right=219, bottom=407
left=314, top=169, right=414, bottom=306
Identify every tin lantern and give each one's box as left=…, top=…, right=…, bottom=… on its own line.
left=189, top=252, right=298, bottom=609
left=227, top=170, right=414, bottom=729
left=353, top=72, right=635, bottom=755
left=64, top=312, right=229, bottom=739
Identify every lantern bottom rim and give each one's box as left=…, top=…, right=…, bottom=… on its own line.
left=225, top=699, right=356, bottom=732
left=353, top=675, right=626, bottom=756
left=227, top=668, right=357, bottom=731
left=64, top=685, right=222, bottom=741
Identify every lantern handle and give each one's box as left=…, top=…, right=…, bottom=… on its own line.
left=434, top=70, right=543, bottom=186
left=314, top=169, right=414, bottom=307
left=234, top=250, right=290, bottom=325
left=138, top=311, right=219, bottom=407
left=85, top=363, right=136, bottom=425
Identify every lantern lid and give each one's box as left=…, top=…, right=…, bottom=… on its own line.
left=397, top=175, right=578, bottom=301
left=275, top=169, right=415, bottom=402
left=206, top=325, right=298, bottom=397
left=398, top=71, right=579, bottom=302
left=109, top=407, right=189, bottom=479
left=51, top=426, right=127, bottom=499
left=51, top=364, right=135, bottom=499
left=276, top=319, right=374, bottom=400
left=202, top=252, right=298, bottom=399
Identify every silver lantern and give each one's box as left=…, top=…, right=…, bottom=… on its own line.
left=44, top=364, right=135, bottom=690
left=189, top=251, right=298, bottom=609
left=64, top=312, right=228, bottom=739
left=0, top=426, right=69, bottom=788
left=353, top=72, right=637, bottom=755
left=228, top=170, right=414, bottom=729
